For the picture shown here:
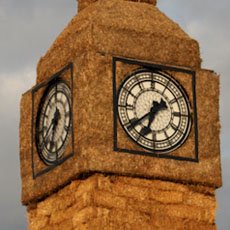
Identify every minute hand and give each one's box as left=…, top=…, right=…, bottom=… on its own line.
left=41, top=109, right=59, bottom=147
left=40, top=119, right=54, bottom=148
left=127, top=111, right=151, bottom=130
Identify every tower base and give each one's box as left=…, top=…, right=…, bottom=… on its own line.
left=27, top=174, right=216, bottom=229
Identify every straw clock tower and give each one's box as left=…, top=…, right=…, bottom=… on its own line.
left=20, top=0, right=222, bottom=229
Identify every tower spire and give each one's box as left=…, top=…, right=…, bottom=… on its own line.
left=78, top=0, right=157, bottom=12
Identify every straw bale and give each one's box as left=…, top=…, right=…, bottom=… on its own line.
left=57, top=180, right=81, bottom=198
left=151, top=213, right=216, bottom=230
left=117, top=176, right=189, bottom=192
left=151, top=213, right=185, bottom=229
left=40, top=219, right=73, bottom=230
left=74, top=174, right=98, bottom=198
left=36, top=198, right=54, bottom=216
left=35, top=184, right=76, bottom=217
left=150, top=190, right=184, bottom=204
left=165, top=204, right=215, bottom=224
left=28, top=210, right=49, bottom=230
left=75, top=218, right=107, bottom=230
left=184, top=192, right=216, bottom=208
left=126, top=197, right=160, bottom=214
left=93, top=190, right=127, bottom=209
left=188, top=184, right=215, bottom=196
left=185, top=221, right=216, bottom=230
left=55, top=192, right=76, bottom=210
left=49, top=204, right=78, bottom=225
left=97, top=174, right=183, bottom=203
left=99, top=179, right=150, bottom=201
left=108, top=208, right=152, bottom=229
left=99, top=174, right=190, bottom=193
left=74, top=191, right=94, bottom=210
left=27, top=174, right=217, bottom=229
left=49, top=211, right=69, bottom=225
left=53, top=219, right=73, bottom=230
left=72, top=206, right=109, bottom=226
left=73, top=208, right=152, bottom=229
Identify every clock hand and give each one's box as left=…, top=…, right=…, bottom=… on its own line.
left=41, top=108, right=60, bottom=148
left=49, top=127, right=56, bottom=151
left=148, top=99, right=168, bottom=128
left=50, top=108, right=61, bottom=150
left=53, top=108, right=60, bottom=129
left=127, top=111, right=151, bottom=130
left=127, top=99, right=167, bottom=132
left=140, top=99, right=168, bottom=136
left=41, top=121, right=54, bottom=148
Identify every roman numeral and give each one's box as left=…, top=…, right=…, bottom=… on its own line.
left=50, top=141, right=55, bottom=151
left=152, top=132, right=156, bottom=141
left=40, top=136, right=50, bottom=150
left=173, top=112, right=181, bottom=117
left=170, top=123, right=184, bottom=135
left=126, top=118, right=137, bottom=131
left=169, top=98, right=177, bottom=104
left=169, top=96, right=183, bottom=104
left=135, top=76, right=144, bottom=90
left=170, top=123, right=178, bottom=131
left=162, top=81, right=169, bottom=94
left=65, top=111, right=70, bottom=118
left=123, top=87, right=137, bottom=99
left=41, top=113, right=48, bottom=118
left=118, top=104, right=134, bottom=110
left=140, top=127, right=151, bottom=136
left=151, top=73, right=155, bottom=89
left=173, top=112, right=188, bottom=117
left=164, top=131, right=172, bottom=146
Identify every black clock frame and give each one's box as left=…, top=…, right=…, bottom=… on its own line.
left=31, top=63, right=74, bottom=179
left=35, top=79, right=72, bottom=165
left=117, top=69, right=192, bottom=153
left=112, top=57, right=199, bottom=162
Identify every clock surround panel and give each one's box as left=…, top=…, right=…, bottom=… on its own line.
left=31, top=63, right=74, bottom=178
left=113, top=57, right=199, bottom=162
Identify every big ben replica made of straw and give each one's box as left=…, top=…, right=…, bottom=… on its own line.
left=20, top=0, right=222, bottom=229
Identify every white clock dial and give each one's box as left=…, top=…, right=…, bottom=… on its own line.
left=117, top=70, right=192, bottom=153
left=36, top=80, right=72, bottom=165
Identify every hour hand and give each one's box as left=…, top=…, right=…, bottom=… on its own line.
left=140, top=126, right=152, bottom=136
left=158, top=99, right=167, bottom=110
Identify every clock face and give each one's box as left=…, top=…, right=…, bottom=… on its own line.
left=117, top=69, right=192, bottom=153
left=36, top=80, right=72, bottom=165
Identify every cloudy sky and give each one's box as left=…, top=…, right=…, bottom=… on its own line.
left=0, top=0, right=229, bottom=229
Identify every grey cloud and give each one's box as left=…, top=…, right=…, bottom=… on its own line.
left=0, top=0, right=76, bottom=73
left=216, top=156, right=230, bottom=230
left=0, top=71, right=33, bottom=229
left=0, top=1, right=76, bottom=229
left=158, top=0, right=230, bottom=150
left=158, top=2, right=230, bottom=228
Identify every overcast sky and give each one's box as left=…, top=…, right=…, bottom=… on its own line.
left=0, top=0, right=229, bottom=229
